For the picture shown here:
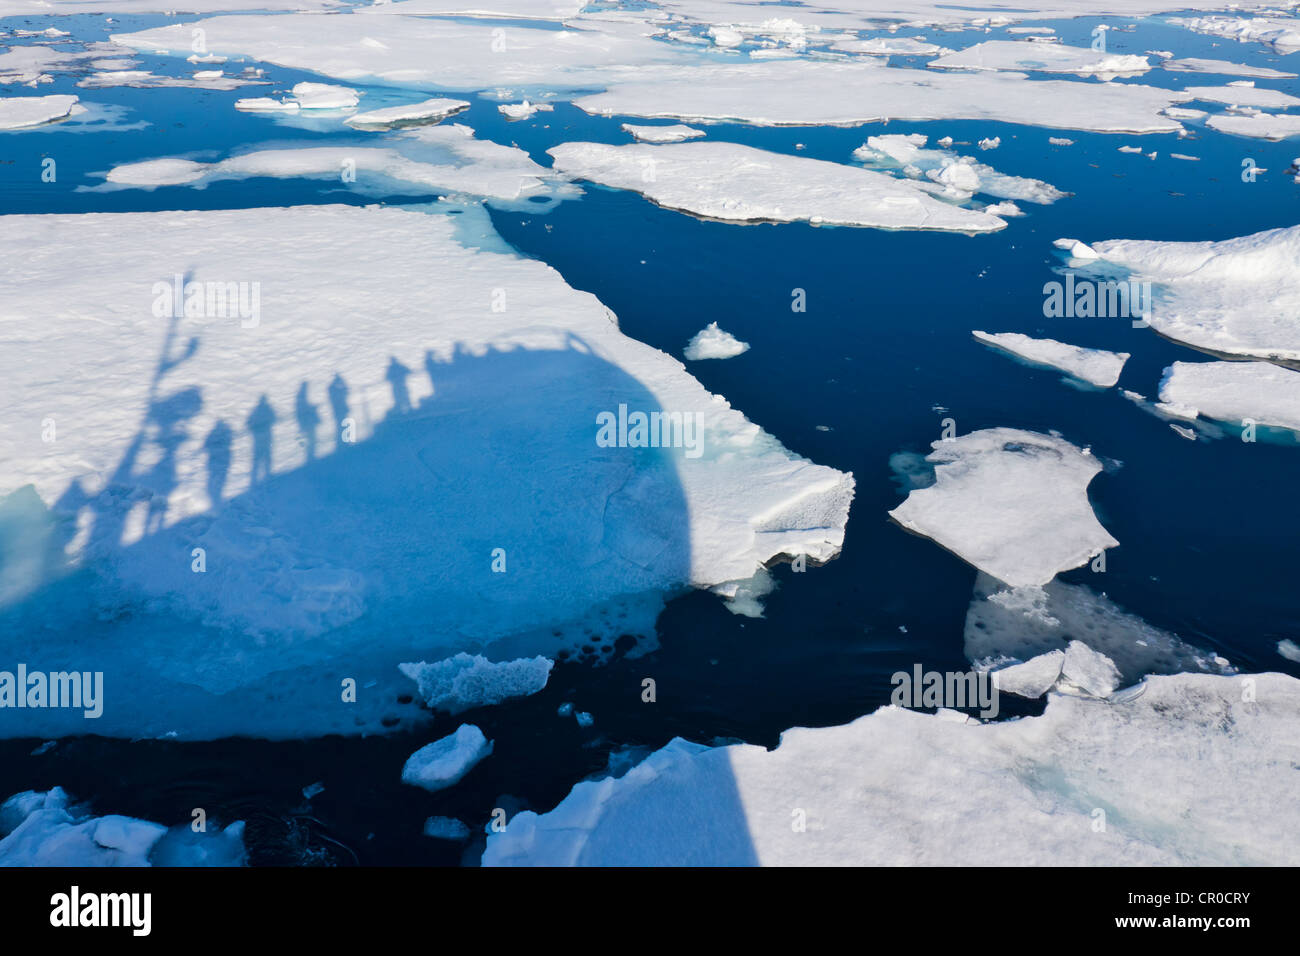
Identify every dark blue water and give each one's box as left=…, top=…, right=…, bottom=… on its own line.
left=2, top=10, right=1298, bottom=864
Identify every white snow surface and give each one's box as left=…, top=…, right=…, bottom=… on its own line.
left=0, top=93, right=78, bottom=129
left=684, top=322, right=750, bottom=360
left=1159, top=361, right=1300, bottom=433
left=401, top=724, right=493, bottom=791
left=346, top=97, right=470, bottom=128
left=483, top=671, right=1300, bottom=865
left=889, top=428, right=1118, bottom=588
left=1088, top=223, right=1300, bottom=361
left=972, top=331, right=1129, bottom=388
left=0, top=788, right=245, bottom=866
left=928, top=40, right=1150, bottom=79
left=547, top=140, right=1006, bottom=231
left=1161, top=56, right=1296, bottom=78
left=622, top=123, right=705, bottom=144
left=1182, top=84, right=1300, bottom=110
left=1171, top=15, right=1300, bottom=55
left=1206, top=110, right=1300, bottom=140
left=0, top=204, right=853, bottom=739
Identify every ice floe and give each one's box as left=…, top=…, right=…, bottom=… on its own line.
left=0, top=788, right=245, bottom=866
left=1161, top=56, right=1296, bottom=79
left=547, top=140, right=1006, bottom=231
left=483, top=671, right=1300, bottom=865
left=345, top=97, right=470, bottom=129
left=0, top=93, right=79, bottom=130
left=1172, top=15, right=1300, bottom=55
left=972, top=331, right=1129, bottom=388
left=398, top=653, right=553, bottom=713
left=829, top=36, right=952, bottom=56
left=684, top=322, right=750, bottom=360
left=1206, top=110, right=1300, bottom=140
left=0, top=204, right=853, bottom=738
left=78, top=69, right=263, bottom=91
left=853, top=132, right=1065, bottom=204
left=1184, top=85, right=1300, bottom=110
left=1279, top=639, right=1300, bottom=663
left=1086, top=223, right=1300, bottom=361
left=622, top=122, right=705, bottom=144
left=291, top=81, right=361, bottom=109
left=401, top=725, right=493, bottom=792
left=928, top=40, right=1150, bottom=79
left=499, top=99, right=553, bottom=119
left=889, top=428, right=1118, bottom=588
left=1159, top=361, right=1300, bottom=434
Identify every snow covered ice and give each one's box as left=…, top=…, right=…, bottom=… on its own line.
left=1159, top=361, right=1300, bottom=434
left=401, top=725, right=493, bottom=792
left=972, top=331, right=1129, bottom=388
left=684, top=323, right=750, bottom=361
left=888, top=428, right=1118, bottom=588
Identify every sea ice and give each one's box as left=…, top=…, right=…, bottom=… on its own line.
left=889, top=428, right=1116, bottom=588
left=1183, top=84, right=1300, bottom=110
left=1059, top=639, right=1122, bottom=698
left=1279, top=640, right=1300, bottom=663
left=928, top=40, right=1150, bottom=79
left=0, top=93, right=79, bottom=130
left=1160, top=56, right=1296, bottom=79
left=1158, top=361, right=1300, bottom=434
left=853, top=133, right=1065, bottom=204
left=622, top=123, right=705, bottom=144
left=972, top=331, right=1129, bottom=388
left=423, top=816, right=471, bottom=840
left=547, top=140, right=1007, bottom=231
left=499, top=99, right=553, bottom=119
left=1171, top=16, right=1300, bottom=55
left=483, top=671, right=1300, bottom=865
left=684, top=322, right=750, bottom=360
left=345, top=97, right=470, bottom=129
left=1206, top=111, right=1300, bottom=140
left=398, top=653, right=553, bottom=712
left=291, top=81, right=360, bottom=109
left=1086, top=223, right=1300, bottom=361
left=401, top=725, right=493, bottom=792
left=990, top=650, right=1063, bottom=698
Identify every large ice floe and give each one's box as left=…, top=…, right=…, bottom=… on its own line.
left=482, top=671, right=1300, bottom=865
left=1082, top=223, right=1300, bottom=362
left=1206, top=111, right=1300, bottom=140
left=0, top=203, right=853, bottom=739
left=852, top=133, right=1065, bottom=205
left=928, top=40, right=1151, bottom=79
left=547, top=141, right=1006, bottom=231
left=100, top=125, right=574, bottom=206
left=972, top=331, right=1129, bottom=388
left=889, top=428, right=1118, bottom=588
left=0, top=94, right=80, bottom=130
left=1172, top=15, right=1300, bottom=55
left=1159, top=361, right=1300, bottom=434
left=1160, top=56, right=1297, bottom=79
left=1182, top=84, right=1300, bottom=111
left=0, top=788, right=245, bottom=866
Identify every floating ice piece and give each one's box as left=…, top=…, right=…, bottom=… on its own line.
left=483, top=672, right=1300, bottom=865
left=965, top=573, right=1231, bottom=685
left=1053, top=237, right=1097, bottom=259
left=345, top=97, right=469, bottom=129
left=684, top=322, right=749, bottom=360
left=1279, top=640, right=1300, bottom=663
left=292, top=81, right=360, bottom=109
left=1163, top=106, right=1208, bottom=121
left=852, top=133, right=1064, bottom=204
left=984, top=200, right=1021, bottom=217
left=401, top=725, right=493, bottom=792
left=0, top=787, right=245, bottom=866
left=1183, top=85, right=1300, bottom=110
left=622, top=123, right=704, bottom=144
left=188, top=53, right=227, bottom=65
left=1159, top=361, right=1300, bottom=434
left=1161, top=57, right=1296, bottom=79
left=423, top=816, right=471, bottom=840
left=1206, top=111, right=1300, bottom=140
left=0, top=94, right=78, bottom=130
left=1171, top=16, right=1300, bottom=55
left=398, top=653, right=553, bottom=713
left=573, top=60, right=1188, bottom=134
left=0, top=0, right=340, bottom=11
left=889, top=428, right=1118, bottom=588
left=972, top=331, right=1129, bottom=388
left=1086, top=223, right=1300, bottom=361
left=547, top=141, right=1006, bottom=232
left=990, top=650, right=1063, bottom=698
left=498, top=99, right=553, bottom=120
left=1059, top=640, right=1122, bottom=698
left=302, top=781, right=325, bottom=799
left=1169, top=423, right=1198, bottom=440
left=977, top=136, right=999, bottom=150
left=233, top=97, right=300, bottom=111
left=360, top=0, right=584, bottom=19
left=104, top=125, right=568, bottom=203
left=1118, top=144, right=1143, bottom=153
left=1049, top=136, right=1073, bottom=146
left=830, top=37, right=951, bottom=56
left=0, top=204, right=853, bottom=739
left=1170, top=152, right=1200, bottom=161
left=78, top=69, right=260, bottom=90
left=928, top=40, right=1149, bottom=79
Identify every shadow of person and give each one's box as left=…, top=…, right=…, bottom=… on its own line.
left=385, top=356, right=412, bottom=415
left=246, top=395, right=276, bottom=484
left=295, top=382, right=322, bottom=461
left=204, top=420, right=233, bottom=507
left=143, top=385, right=202, bottom=533
left=327, top=372, right=350, bottom=444
left=423, top=350, right=438, bottom=404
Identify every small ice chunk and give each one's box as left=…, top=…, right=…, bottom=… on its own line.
left=973, top=331, right=1129, bottom=388
left=302, top=782, right=325, bottom=799
left=574, top=711, right=594, bottom=728
left=1049, top=136, right=1074, bottom=146
left=1278, top=640, right=1300, bottom=663
left=1159, top=361, right=1300, bottom=434
left=499, top=99, right=553, bottom=119
left=398, top=653, right=553, bottom=713
left=1059, top=640, right=1122, bottom=698
left=401, top=725, right=493, bottom=792
left=684, top=322, right=750, bottom=361
left=621, top=123, right=704, bottom=144
left=1053, top=237, right=1097, bottom=259
left=1118, top=145, right=1143, bottom=153
left=991, top=650, right=1065, bottom=698
left=0, top=94, right=78, bottom=130
left=291, top=81, right=360, bottom=109
left=234, top=96, right=300, bottom=111
left=977, top=136, right=1000, bottom=150
left=345, top=97, right=469, bottom=129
